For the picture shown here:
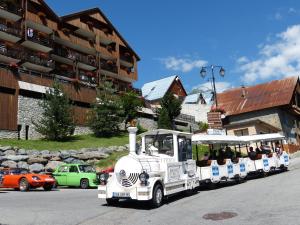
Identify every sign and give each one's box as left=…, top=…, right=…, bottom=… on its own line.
left=207, top=129, right=226, bottom=135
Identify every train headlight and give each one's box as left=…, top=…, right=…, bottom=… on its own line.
left=99, top=173, right=109, bottom=185
left=139, top=171, right=149, bottom=184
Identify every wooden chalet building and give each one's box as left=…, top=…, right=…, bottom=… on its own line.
left=217, top=76, right=300, bottom=149
left=0, top=0, right=140, bottom=139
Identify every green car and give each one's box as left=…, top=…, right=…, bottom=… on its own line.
left=53, top=164, right=99, bottom=189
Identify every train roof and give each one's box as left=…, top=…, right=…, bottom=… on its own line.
left=192, top=133, right=285, bottom=144
left=192, top=134, right=243, bottom=144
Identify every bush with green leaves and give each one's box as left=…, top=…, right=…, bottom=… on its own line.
left=198, top=121, right=209, bottom=132
left=33, top=81, right=75, bottom=141
left=88, top=81, right=124, bottom=137
left=157, top=93, right=182, bottom=130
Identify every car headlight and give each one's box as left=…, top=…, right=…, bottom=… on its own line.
left=32, top=176, right=41, bottom=181
left=139, top=171, right=149, bottom=184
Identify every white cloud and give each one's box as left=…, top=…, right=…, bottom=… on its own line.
left=237, top=24, right=300, bottom=84
left=192, top=81, right=232, bottom=94
left=288, top=7, right=296, bottom=13
left=237, top=56, right=249, bottom=64
left=160, top=56, right=207, bottom=73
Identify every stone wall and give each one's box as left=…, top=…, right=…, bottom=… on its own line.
left=0, top=130, right=18, bottom=139
left=0, top=145, right=129, bottom=173
left=16, top=95, right=92, bottom=139
left=18, top=95, right=44, bottom=140
left=137, top=117, right=157, bottom=130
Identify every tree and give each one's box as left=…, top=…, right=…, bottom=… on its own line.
left=88, top=81, right=124, bottom=137
left=198, top=121, right=209, bottom=132
left=120, top=91, right=143, bottom=129
left=33, top=81, right=75, bottom=141
left=157, top=93, right=182, bottom=130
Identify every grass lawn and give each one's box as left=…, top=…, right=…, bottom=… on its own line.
left=97, top=150, right=128, bottom=169
left=0, top=134, right=129, bottom=150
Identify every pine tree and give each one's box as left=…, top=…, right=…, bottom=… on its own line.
left=88, top=81, right=124, bottom=137
left=120, top=90, right=142, bottom=128
left=33, top=81, right=75, bottom=141
left=157, top=93, right=182, bottom=130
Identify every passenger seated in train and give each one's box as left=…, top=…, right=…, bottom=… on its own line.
left=260, top=145, right=271, bottom=154
left=209, top=150, right=217, bottom=160
left=275, top=142, right=283, bottom=157
left=224, top=146, right=234, bottom=159
left=248, top=147, right=257, bottom=160
left=202, top=152, right=209, bottom=160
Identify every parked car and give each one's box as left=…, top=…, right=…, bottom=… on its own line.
left=53, top=164, right=99, bottom=189
left=0, top=168, right=55, bottom=191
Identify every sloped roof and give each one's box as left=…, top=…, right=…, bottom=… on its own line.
left=141, top=75, right=178, bottom=101
left=183, top=93, right=201, bottom=104
left=61, top=8, right=140, bottom=60
left=217, top=76, right=299, bottom=116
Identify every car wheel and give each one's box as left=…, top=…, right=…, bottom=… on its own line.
left=106, top=198, right=119, bottom=206
left=80, top=178, right=89, bottom=189
left=43, top=185, right=53, bottom=191
left=19, top=178, right=29, bottom=192
left=150, top=184, right=163, bottom=208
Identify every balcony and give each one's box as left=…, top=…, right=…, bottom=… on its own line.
left=21, top=50, right=55, bottom=73
left=120, top=54, right=134, bottom=67
left=75, top=52, right=97, bottom=71
left=79, top=70, right=97, bottom=86
left=0, top=19, right=22, bottom=43
left=0, top=0, right=23, bottom=22
left=0, top=43, right=21, bottom=64
left=21, top=28, right=53, bottom=53
left=100, top=59, right=118, bottom=77
left=51, top=45, right=74, bottom=66
left=119, top=66, right=136, bottom=83
left=52, top=67, right=76, bottom=82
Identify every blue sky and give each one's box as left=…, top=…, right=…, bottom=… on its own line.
left=46, top=0, right=300, bottom=94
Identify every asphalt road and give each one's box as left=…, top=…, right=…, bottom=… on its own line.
left=1, top=159, right=300, bottom=225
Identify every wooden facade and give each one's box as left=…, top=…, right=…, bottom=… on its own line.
left=0, top=0, right=140, bottom=131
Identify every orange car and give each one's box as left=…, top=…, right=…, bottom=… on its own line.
left=0, top=168, right=55, bottom=191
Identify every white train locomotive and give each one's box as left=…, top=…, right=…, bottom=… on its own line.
left=98, top=127, right=290, bottom=208
left=98, top=128, right=199, bottom=208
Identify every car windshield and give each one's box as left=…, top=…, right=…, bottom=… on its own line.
left=78, top=165, right=95, bottom=173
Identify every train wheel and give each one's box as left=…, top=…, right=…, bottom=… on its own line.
left=150, top=184, right=163, bottom=208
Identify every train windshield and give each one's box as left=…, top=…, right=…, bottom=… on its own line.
left=145, top=134, right=174, bottom=156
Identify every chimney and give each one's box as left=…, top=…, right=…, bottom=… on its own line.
left=241, top=85, right=246, bottom=98
left=127, top=127, right=138, bottom=154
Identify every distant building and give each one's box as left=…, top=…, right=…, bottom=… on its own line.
left=217, top=76, right=300, bottom=145
left=181, top=93, right=211, bottom=123
left=141, top=75, right=187, bottom=107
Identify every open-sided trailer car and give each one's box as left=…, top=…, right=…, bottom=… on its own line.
left=192, top=134, right=247, bottom=184
left=242, top=133, right=289, bottom=175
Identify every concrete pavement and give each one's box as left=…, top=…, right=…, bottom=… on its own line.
left=1, top=159, right=300, bottom=225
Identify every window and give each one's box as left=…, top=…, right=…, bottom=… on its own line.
left=234, top=128, right=249, bottom=136
left=58, top=166, right=68, bottom=173
left=178, top=137, right=192, bottom=162
left=145, top=134, right=174, bottom=156
left=69, top=166, right=79, bottom=173
left=78, top=165, right=95, bottom=173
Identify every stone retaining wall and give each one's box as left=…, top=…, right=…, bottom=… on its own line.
left=0, top=145, right=129, bottom=173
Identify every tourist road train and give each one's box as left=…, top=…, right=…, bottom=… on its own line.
left=98, top=127, right=290, bottom=208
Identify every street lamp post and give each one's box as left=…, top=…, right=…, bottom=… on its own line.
left=200, top=65, right=225, bottom=107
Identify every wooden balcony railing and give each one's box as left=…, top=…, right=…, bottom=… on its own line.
left=0, top=19, right=22, bottom=37
left=120, top=54, right=133, bottom=64
left=0, top=0, right=23, bottom=16
left=75, top=52, right=97, bottom=67
left=27, top=28, right=52, bottom=47
left=101, top=60, right=118, bottom=74
left=79, top=70, right=97, bottom=84
left=52, top=69, right=75, bottom=79
left=0, top=44, right=21, bottom=59
left=22, top=50, right=55, bottom=69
